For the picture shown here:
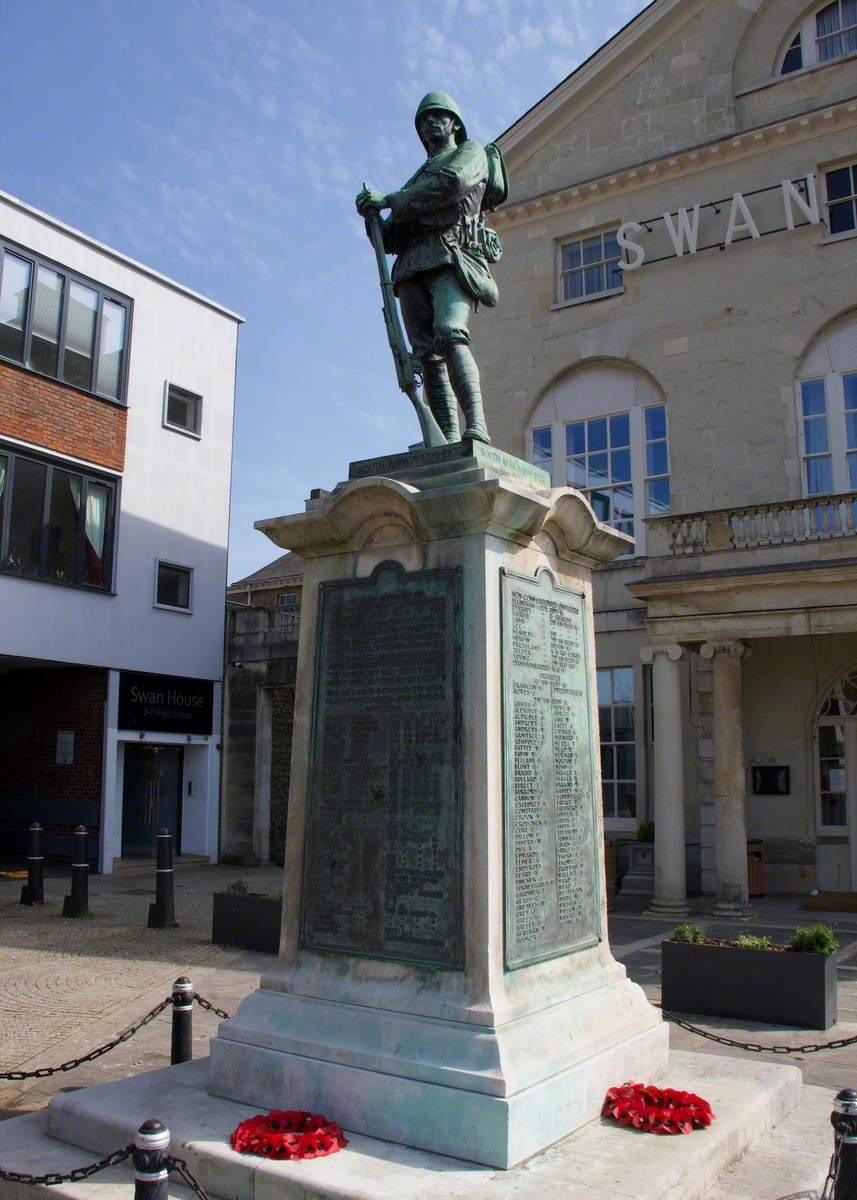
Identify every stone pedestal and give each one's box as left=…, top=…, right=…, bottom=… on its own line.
left=208, top=443, right=668, bottom=1169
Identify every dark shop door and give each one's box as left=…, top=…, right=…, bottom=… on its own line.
left=121, top=745, right=182, bottom=857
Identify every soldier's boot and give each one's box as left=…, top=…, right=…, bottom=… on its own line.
left=421, top=356, right=461, bottom=442
left=446, top=343, right=490, bottom=444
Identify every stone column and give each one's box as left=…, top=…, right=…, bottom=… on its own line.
left=700, top=640, right=752, bottom=917
left=641, top=644, right=689, bottom=916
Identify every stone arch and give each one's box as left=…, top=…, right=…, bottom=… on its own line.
left=734, top=0, right=820, bottom=91
left=796, top=305, right=857, bottom=378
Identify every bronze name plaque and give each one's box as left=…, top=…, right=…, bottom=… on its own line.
left=301, top=563, right=463, bottom=968
left=502, top=569, right=601, bottom=968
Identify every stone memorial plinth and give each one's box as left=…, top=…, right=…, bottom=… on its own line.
left=208, top=443, right=668, bottom=1168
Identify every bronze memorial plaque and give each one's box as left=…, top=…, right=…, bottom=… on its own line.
left=301, top=563, right=463, bottom=968
left=502, top=568, right=601, bottom=969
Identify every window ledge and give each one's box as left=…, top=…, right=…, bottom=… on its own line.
left=0, top=567, right=114, bottom=595
left=737, top=47, right=857, bottom=97
left=162, top=420, right=202, bottom=441
left=819, top=228, right=857, bottom=247
left=551, top=287, right=624, bottom=312
left=153, top=601, right=193, bottom=615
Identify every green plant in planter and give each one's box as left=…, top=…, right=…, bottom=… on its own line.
left=637, top=820, right=655, bottom=843
left=673, top=922, right=703, bottom=943
left=789, top=922, right=839, bottom=954
left=735, top=933, right=771, bottom=950
left=226, top=878, right=249, bottom=896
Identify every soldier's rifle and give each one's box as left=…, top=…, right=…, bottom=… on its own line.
left=363, top=197, right=446, bottom=449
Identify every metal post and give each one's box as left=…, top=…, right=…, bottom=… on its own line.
left=62, top=826, right=89, bottom=918
left=171, top=976, right=194, bottom=1065
left=148, top=828, right=178, bottom=929
left=20, top=822, right=44, bottom=906
left=133, top=1118, right=170, bottom=1200
left=832, top=1089, right=857, bottom=1199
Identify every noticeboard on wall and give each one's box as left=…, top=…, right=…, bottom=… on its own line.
left=118, top=671, right=214, bottom=735
left=751, top=765, right=790, bottom=796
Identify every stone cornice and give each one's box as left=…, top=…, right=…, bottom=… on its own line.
left=489, top=96, right=857, bottom=232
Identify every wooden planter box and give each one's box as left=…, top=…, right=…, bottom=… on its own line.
left=662, top=939, right=837, bottom=1030
left=212, top=892, right=283, bottom=954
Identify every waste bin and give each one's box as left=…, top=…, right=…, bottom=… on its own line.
left=747, top=839, right=765, bottom=898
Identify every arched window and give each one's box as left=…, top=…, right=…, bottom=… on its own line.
left=527, top=362, right=669, bottom=556
left=816, top=667, right=857, bottom=833
left=795, top=311, right=857, bottom=497
left=779, top=1, right=857, bottom=75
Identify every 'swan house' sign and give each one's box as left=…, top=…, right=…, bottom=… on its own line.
left=617, top=174, right=821, bottom=270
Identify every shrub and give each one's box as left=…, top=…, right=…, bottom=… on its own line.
left=673, top=922, right=703, bottom=944
left=226, top=878, right=249, bottom=896
left=637, top=820, right=655, bottom=843
left=735, top=933, right=771, bottom=951
left=220, top=853, right=242, bottom=866
left=789, top=922, right=840, bottom=955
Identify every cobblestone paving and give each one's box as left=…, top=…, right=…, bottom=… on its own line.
left=0, top=862, right=282, bottom=1118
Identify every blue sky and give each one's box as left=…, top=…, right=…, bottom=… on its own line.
left=4, top=0, right=648, bottom=582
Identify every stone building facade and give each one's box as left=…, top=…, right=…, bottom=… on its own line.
left=476, top=0, right=857, bottom=909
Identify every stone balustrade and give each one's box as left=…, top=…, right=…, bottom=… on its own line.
left=231, top=606, right=301, bottom=637
left=649, top=492, right=857, bottom=556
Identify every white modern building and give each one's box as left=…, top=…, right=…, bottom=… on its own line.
left=0, top=189, right=241, bottom=872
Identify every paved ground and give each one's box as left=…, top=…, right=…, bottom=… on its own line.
left=0, top=866, right=852, bottom=1195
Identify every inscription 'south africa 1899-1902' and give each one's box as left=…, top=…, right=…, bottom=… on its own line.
left=301, top=564, right=463, bottom=969
left=502, top=569, right=600, bottom=969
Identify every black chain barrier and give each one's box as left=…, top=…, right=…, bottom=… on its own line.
left=168, top=1153, right=211, bottom=1200
left=0, top=1144, right=132, bottom=1187
left=0, top=992, right=231, bottom=1081
left=664, top=1010, right=857, bottom=1055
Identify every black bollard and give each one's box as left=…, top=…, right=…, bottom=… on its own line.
left=147, top=828, right=178, bottom=929
left=832, top=1089, right=857, bottom=1199
left=133, top=1118, right=170, bottom=1200
left=171, top=976, right=194, bottom=1065
left=20, top=822, right=44, bottom=906
left=62, top=826, right=89, bottom=918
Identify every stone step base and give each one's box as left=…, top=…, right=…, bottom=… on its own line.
left=0, top=1050, right=802, bottom=1200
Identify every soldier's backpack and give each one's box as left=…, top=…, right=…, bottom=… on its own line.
left=482, top=141, right=509, bottom=212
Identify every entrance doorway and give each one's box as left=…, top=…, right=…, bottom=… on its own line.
left=121, top=745, right=183, bottom=857
left=816, top=668, right=857, bottom=889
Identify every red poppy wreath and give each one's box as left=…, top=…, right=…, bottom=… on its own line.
left=602, top=1082, right=714, bottom=1135
left=230, top=1110, right=348, bottom=1160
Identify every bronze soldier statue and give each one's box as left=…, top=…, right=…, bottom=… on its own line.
left=356, top=92, right=504, bottom=445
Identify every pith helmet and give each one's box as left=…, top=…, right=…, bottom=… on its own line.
left=414, top=91, right=468, bottom=147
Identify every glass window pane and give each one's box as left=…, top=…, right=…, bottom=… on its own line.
left=823, top=793, right=847, bottom=825
left=566, top=456, right=587, bottom=487
left=0, top=253, right=32, bottom=362
left=28, top=266, right=64, bottom=377
left=63, top=282, right=98, bottom=390
left=157, top=563, right=190, bottom=608
left=7, top=456, right=46, bottom=575
left=590, top=489, right=611, bottom=522
left=565, top=422, right=585, bottom=455
left=84, top=481, right=109, bottom=587
left=846, top=411, right=857, bottom=450
left=532, top=426, right=552, bottom=462
left=844, top=373, right=857, bottom=411
left=829, top=201, right=856, bottom=236
left=597, top=669, right=612, bottom=705
left=614, top=484, right=634, bottom=519
left=804, top=417, right=829, bottom=454
left=46, top=470, right=81, bottom=582
left=848, top=452, right=857, bottom=489
left=614, top=705, right=635, bottom=741
left=782, top=36, right=803, bottom=74
left=582, top=236, right=602, bottom=265
left=806, top=455, right=833, bottom=494
left=616, top=744, right=636, bottom=780
left=647, top=476, right=671, bottom=515
left=613, top=667, right=634, bottom=702
left=601, top=782, right=615, bottom=818
left=588, top=419, right=607, bottom=452
left=588, top=454, right=609, bottom=487
left=819, top=724, right=845, bottom=755
left=0, top=455, right=6, bottom=536
left=801, top=379, right=826, bottom=415
left=561, top=242, right=581, bottom=271
left=646, top=441, right=668, bottom=476
left=616, top=782, right=636, bottom=818
left=598, top=705, right=612, bottom=739
left=603, top=233, right=619, bottom=261
left=610, top=413, right=630, bottom=447
left=610, top=448, right=631, bottom=483
left=96, top=300, right=126, bottom=400
left=606, top=260, right=624, bottom=290
left=645, top=405, right=666, bottom=440
left=583, top=264, right=604, bottom=295
left=564, top=270, right=584, bottom=302
left=601, top=745, right=615, bottom=781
